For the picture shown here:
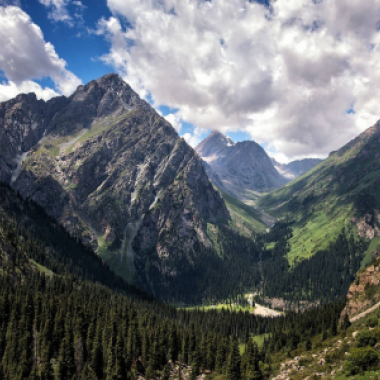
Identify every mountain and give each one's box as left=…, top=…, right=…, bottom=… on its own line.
left=258, top=121, right=380, bottom=265
left=0, top=74, right=233, bottom=301
left=272, top=157, right=324, bottom=180
left=195, top=131, right=287, bottom=201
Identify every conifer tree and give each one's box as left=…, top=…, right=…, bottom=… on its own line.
left=226, top=337, right=241, bottom=380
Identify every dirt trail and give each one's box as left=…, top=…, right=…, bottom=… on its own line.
left=350, top=300, right=380, bottom=323
left=253, top=302, right=283, bottom=317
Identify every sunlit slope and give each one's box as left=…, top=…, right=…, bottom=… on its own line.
left=220, top=189, right=267, bottom=234
left=258, top=122, right=380, bottom=264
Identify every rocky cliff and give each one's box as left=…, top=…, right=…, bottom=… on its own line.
left=340, top=245, right=380, bottom=323
left=195, top=131, right=287, bottom=201
left=0, top=74, right=230, bottom=300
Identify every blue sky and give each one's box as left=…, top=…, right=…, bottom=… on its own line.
left=21, top=0, right=112, bottom=86
left=0, top=0, right=379, bottom=162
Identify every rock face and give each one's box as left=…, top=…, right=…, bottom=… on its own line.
left=272, top=158, right=323, bottom=180
left=340, top=253, right=380, bottom=323
left=195, top=131, right=287, bottom=200
left=0, top=93, right=67, bottom=182
left=0, top=74, right=229, bottom=299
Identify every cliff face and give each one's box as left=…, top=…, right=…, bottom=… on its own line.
left=0, top=93, right=68, bottom=182
left=0, top=74, right=229, bottom=299
left=340, top=244, right=380, bottom=323
left=195, top=131, right=287, bottom=200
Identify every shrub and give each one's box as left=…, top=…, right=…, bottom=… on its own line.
left=355, top=330, right=377, bottom=348
left=365, top=316, right=379, bottom=328
left=344, top=347, right=380, bottom=375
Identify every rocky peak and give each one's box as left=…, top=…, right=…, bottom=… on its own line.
left=0, top=74, right=230, bottom=301
left=196, top=131, right=287, bottom=199
left=195, top=130, right=235, bottom=159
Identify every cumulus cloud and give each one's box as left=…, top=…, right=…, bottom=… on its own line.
left=0, top=80, right=59, bottom=102
left=183, top=127, right=208, bottom=148
left=164, top=113, right=182, bottom=132
left=98, top=0, right=380, bottom=160
left=0, top=6, right=82, bottom=100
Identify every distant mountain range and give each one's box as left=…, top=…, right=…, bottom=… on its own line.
left=271, top=157, right=324, bottom=180
left=195, top=131, right=322, bottom=201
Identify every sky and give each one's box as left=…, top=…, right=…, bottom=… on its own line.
left=0, top=0, right=380, bottom=162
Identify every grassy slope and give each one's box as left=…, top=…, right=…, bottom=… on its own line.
left=218, top=189, right=266, bottom=235
left=258, top=124, right=380, bottom=265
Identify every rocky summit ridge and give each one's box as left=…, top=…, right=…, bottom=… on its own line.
left=0, top=73, right=230, bottom=300
left=195, top=130, right=287, bottom=201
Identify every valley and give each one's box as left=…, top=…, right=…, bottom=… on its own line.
left=0, top=75, right=380, bottom=380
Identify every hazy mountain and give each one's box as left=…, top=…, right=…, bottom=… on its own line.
left=271, top=158, right=324, bottom=179
left=195, top=131, right=287, bottom=201
left=0, top=74, right=230, bottom=300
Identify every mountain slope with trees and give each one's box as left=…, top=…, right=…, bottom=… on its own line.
left=258, top=121, right=380, bottom=265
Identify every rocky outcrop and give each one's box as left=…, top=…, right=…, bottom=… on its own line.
left=195, top=131, right=287, bottom=200
left=0, top=74, right=229, bottom=300
left=340, top=250, right=380, bottom=323
left=0, top=93, right=67, bottom=182
left=351, top=211, right=380, bottom=239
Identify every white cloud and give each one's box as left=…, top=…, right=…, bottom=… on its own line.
left=0, top=80, right=59, bottom=102
left=0, top=6, right=82, bottom=100
left=99, top=0, right=380, bottom=160
left=38, top=0, right=86, bottom=25
left=183, top=126, right=208, bottom=147
left=39, top=0, right=71, bottom=23
left=164, top=112, right=182, bottom=132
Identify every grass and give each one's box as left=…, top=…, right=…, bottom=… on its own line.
left=361, top=237, right=380, bottom=269
left=30, top=259, right=54, bottom=277
left=239, top=334, right=270, bottom=354
left=252, top=333, right=270, bottom=347
left=257, top=138, right=380, bottom=265
left=218, top=189, right=266, bottom=235
left=181, top=302, right=255, bottom=313
left=96, top=233, right=134, bottom=283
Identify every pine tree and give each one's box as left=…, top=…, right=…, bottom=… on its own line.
left=226, top=337, right=241, bottom=380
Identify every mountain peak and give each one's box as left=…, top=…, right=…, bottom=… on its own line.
left=95, top=73, right=130, bottom=90
left=196, top=131, right=287, bottom=198
left=195, top=130, right=235, bottom=158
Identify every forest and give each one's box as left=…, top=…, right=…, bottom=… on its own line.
left=0, top=183, right=350, bottom=379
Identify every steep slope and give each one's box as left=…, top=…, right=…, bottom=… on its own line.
left=0, top=74, right=230, bottom=301
left=259, top=121, right=380, bottom=264
left=0, top=92, right=68, bottom=183
left=195, top=131, right=287, bottom=201
left=0, top=183, right=146, bottom=298
left=272, top=158, right=323, bottom=180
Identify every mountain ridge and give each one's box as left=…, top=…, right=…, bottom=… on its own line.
left=258, top=120, right=380, bottom=265
left=0, top=73, right=232, bottom=302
